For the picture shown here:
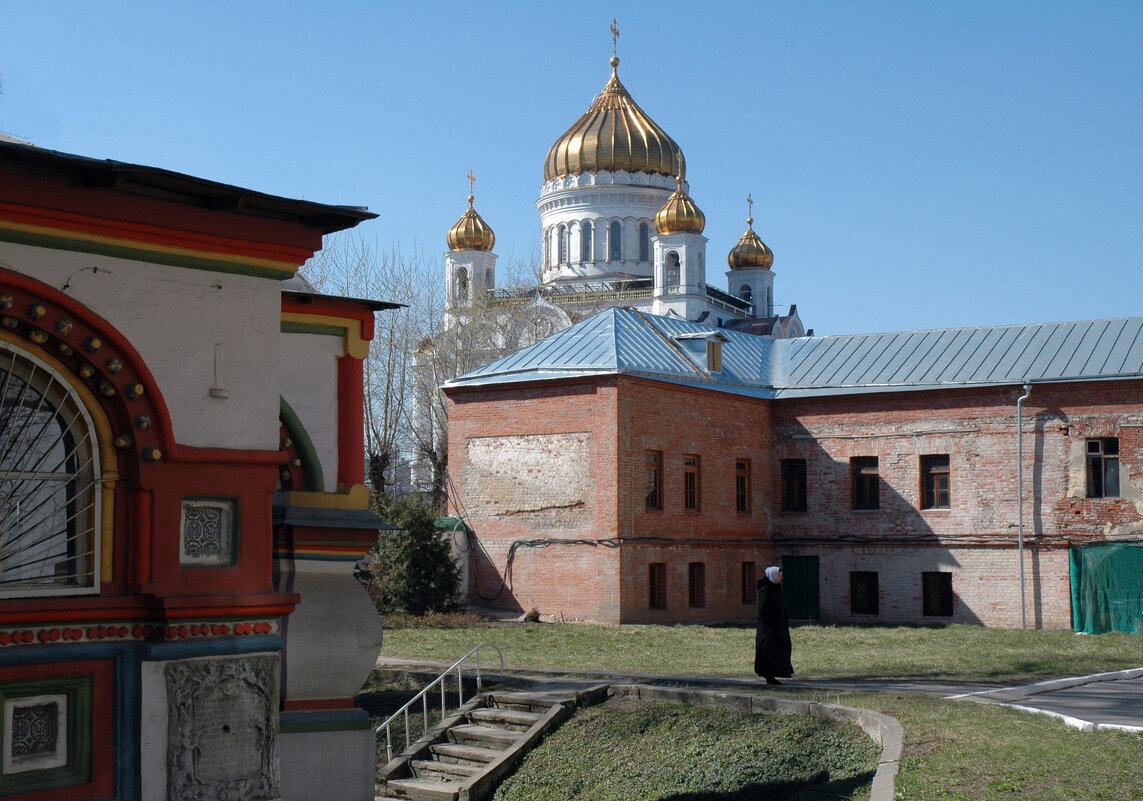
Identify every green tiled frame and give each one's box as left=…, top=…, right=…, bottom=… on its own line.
left=0, top=675, right=92, bottom=796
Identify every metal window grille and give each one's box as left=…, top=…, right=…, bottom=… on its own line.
left=0, top=344, right=99, bottom=597
left=683, top=455, right=700, bottom=510
left=922, top=571, right=954, bottom=617
left=688, top=562, right=705, bottom=608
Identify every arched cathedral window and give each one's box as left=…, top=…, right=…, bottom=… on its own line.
left=639, top=223, right=649, bottom=261
left=581, top=221, right=593, bottom=262
left=455, top=267, right=468, bottom=301
left=739, top=285, right=753, bottom=303
left=609, top=221, right=622, bottom=260
left=0, top=343, right=99, bottom=596
left=558, top=224, right=567, bottom=264
left=665, top=251, right=680, bottom=287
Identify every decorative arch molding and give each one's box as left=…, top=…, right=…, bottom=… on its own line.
left=278, top=396, right=324, bottom=493
left=0, top=267, right=174, bottom=464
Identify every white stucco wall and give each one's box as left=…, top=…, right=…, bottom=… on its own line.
left=279, top=331, right=341, bottom=492
left=2, top=242, right=281, bottom=450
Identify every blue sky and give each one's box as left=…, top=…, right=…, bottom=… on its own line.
left=2, top=1, right=1140, bottom=336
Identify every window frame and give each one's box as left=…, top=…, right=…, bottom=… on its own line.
left=688, top=561, right=705, bottom=608
left=735, top=458, right=750, bottom=513
left=851, top=456, right=880, bottom=510
left=780, top=459, right=807, bottom=512
left=683, top=454, right=701, bottom=511
left=741, top=561, right=757, bottom=605
left=581, top=221, right=593, bottom=262
left=609, top=221, right=622, bottom=260
left=0, top=343, right=102, bottom=598
left=849, top=571, right=880, bottom=616
left=649, top=562, right=667, bottom=610
left=644, top=450, right=662, bottom=511
left=921, top=455, right=950, bottom=510
left=1086, top=438, right=1120, bottom=498
left=922, top=571, right=954, bottom=617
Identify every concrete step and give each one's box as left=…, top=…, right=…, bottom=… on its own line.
left=467, top=707, right=544, bottom=731
left=410, top=760, right=481, bottom=781
left=486, top=691, right=575, bottom=714
left=383, top=776, right=460, bottom=801
left=448, top=723, right=520, bottom=751
left=429, top=742, right=501, bottom=766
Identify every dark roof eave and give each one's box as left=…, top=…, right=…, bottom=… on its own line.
left=0, top=139, right=377, bottom=234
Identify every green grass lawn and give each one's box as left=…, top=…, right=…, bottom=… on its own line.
left=375, top=620, right=1143, bottom=800
left=493, top=698, right=880, bottom=801
left=381, top=619, right=1142, bottom=684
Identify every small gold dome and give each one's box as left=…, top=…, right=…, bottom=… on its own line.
left=544, top=57, right=685, bottom=182
left=728, top=215, right=773, bottom=270
left=447, top=194, right=495, bottom=252
left=654, top=176, right=706, bottom=235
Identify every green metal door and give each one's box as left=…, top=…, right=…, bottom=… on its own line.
left=782, top=555, right=820, bottom=620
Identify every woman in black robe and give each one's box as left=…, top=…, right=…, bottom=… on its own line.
left=754, top=565, right=793, bottom=685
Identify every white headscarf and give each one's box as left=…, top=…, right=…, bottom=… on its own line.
left=765, top=566, right=781, bottom=583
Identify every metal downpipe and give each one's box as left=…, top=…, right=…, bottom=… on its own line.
left=1016, top=382, right=1033, bottom=630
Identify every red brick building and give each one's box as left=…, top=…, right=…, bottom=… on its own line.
left=445, top=307, right=1143, bottom=631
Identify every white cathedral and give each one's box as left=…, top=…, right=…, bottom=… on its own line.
left=440, top=44, right=807, bottom=344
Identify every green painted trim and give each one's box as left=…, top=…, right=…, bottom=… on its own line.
left=179, top=496, right=242, bottom=568
left=280, top=322, right=347, bottom=337
left=0, top=227, right=296, bottom=280
left=279, top=396, right=325, bottom=493
left=0, top=675, right=93, bottom=794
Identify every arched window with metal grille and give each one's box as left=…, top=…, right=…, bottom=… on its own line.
left=0, top=343, right=99, bottom=596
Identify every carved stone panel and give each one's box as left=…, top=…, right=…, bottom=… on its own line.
left=165, top=654, right=280, bottom=801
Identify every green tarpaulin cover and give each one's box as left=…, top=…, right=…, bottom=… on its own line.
left=1071, top=543, right=1143, bottom=634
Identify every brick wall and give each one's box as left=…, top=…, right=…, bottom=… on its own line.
left=447, top=373, right=1142, bottom=628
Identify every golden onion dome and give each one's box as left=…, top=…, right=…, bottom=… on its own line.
left=728, top=214, right=774, bottom=271
left=544, top=56, right=685, bottom=182
left=654, top=176, right=706, bottom=235
left=446, top=193, right=495, bottom=252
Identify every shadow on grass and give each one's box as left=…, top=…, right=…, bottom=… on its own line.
left=657, top=769, right=876, bottom=800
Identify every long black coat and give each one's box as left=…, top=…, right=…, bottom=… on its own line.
left=754, top=577, right=793, bottom=678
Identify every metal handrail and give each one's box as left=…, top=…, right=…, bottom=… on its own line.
left=375, top=643, right=505, bottom=762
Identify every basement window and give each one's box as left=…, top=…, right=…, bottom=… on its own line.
left=850, top=571, right=879, bottom=616
left=688, top=562, right=706, bottom=608
left=922, top=571, right=954, bottom=617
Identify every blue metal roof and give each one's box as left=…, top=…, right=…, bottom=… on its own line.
left=442, top=308, right=1143, bottom=398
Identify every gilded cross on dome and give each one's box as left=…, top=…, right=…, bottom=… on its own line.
left=467, top=170, right=476, bottom=204
left=747, top=193, right=754, bottom=226
left=611, top=19, right=620, bottom=59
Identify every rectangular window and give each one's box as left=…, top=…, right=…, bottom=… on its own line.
left=922, top=571, right=954, bottom=617
left=850, top=571, right=879, bottom=615
left=683, top=455, right=701, bottom=510
left=645, top=451, right=662, bottom=510
left=741, top=561, right=757, bottom=605
left=688, top=562, right=705, bottom=608
left=852, top=457, right=880, bottom=510
left=735, top=459, right=751, bottom=513
left=780, top=459, right=807, bottom=512
left=1086, top=438, right=1120, bottom=498
left=649, top=563, right=667, bottom=610
left=921, top=455, right=950, bottom=509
